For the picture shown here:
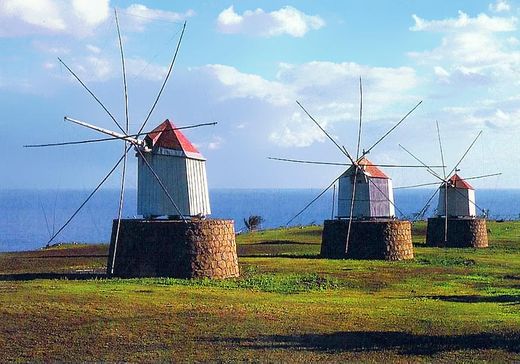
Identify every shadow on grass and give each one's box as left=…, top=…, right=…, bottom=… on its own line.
left=425, top=294, right=520, bottom=305
left=238, top=254, right=322, bottom=259
left=247, top=240, right=317, bottom=246
left=21, top=254, right=108, bottom=259
left=210, top=331, right=520, bottom=355
left=0, top=273, right=107, bottom=281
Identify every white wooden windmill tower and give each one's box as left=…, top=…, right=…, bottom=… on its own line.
left=399, top=122, right=500, bottom=248
left=270, top=79, right=425, bottom=260
left=337, top=157, right=396, bottom=219
left=437, top=173, right=476, bottom=218
left=25, top=10, right=239, bottom=279
left=137, top=119, right=211, bottom=218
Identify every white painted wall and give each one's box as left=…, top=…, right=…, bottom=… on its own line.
left=337, top=172, right=395, bottom=218
left=437, top=187, right=476, bottom=217
left=137, top=153, right=211, bottom=217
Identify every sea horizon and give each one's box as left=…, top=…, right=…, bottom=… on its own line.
left=1, top=187, right=519, bottom=252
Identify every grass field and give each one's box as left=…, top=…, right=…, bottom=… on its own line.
left=0, top=221, right=518, bottom=362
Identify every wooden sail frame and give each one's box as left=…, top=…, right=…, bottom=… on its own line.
left=398, top=123, right=501, bottom=244
left=26, top=10, right=214, bottom=274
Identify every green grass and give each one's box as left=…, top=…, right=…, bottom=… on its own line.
left=0, top=221, right=519, bottom=362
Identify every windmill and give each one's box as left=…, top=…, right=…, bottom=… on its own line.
left=25, top=10, right=239, bottom=279
left=398, top=121, right=500, bottom=248
left=270, top=79, right=426, bottom=260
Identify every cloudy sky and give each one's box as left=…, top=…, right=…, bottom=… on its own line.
left=1, top=0, right=518, bottom=190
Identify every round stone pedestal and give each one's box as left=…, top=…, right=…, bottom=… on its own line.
left=107, top=219, right=239, bottom=278
left=426, top=217, right=488, bottom=248
left=321, top=219, right=414, bottom=260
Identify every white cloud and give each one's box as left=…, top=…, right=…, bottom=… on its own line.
left=32, top=41, right=70, bottom=55
left=411, top=11, right=516, bottom=32
left=86, top=44, right=101, bottom=54
left=408, top=10, right=520, bottom=91
left=0, top=0, right=65, bottom=35
left=124, top=4, right=195, bottom=32
left=0, top=1, right=193, bottom=37
left=216, top=5, right=325, bottom=37
left=407, top=9, right=520, bottom=133
left=0, top=0, right=110, bottom=37
left=84, top=56, right=112, bottom=81
left=434, top=66, right=450, bottom=78
left=57, top=55, right=169, bottom=83
left=200, top=61, right=419, bottom=147
left=126, top=57, right=168, bottom=81
left=442, top=96, right=520, bottom=130
left=489, top=0, right=511, bottom=13
left=410, top=31, right=519, bottom=67
left=72, top=0, right=109, bottom=26
left=269, top=111, right=326, bottom=147
left=208, top=136, right=224, bottom=150
left=276, top=61, right=417, bottom=107
left=202, top=64, right=293, bottom=106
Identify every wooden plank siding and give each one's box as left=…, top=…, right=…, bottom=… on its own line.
left=137, top=154, right=210, bottom=217
left=337, top=174, right=395, bottom=218
left=437, top=188, right=476, bottom=217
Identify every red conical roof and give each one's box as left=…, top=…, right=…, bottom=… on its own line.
left=145, top=119, right=200, bottom=153
left=346, top=157, right=390, bottom=179
left=448, top=173, right=474, bottom=190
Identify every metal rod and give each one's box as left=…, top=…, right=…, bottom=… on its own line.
left=395, top=181, right=445, bottom=189
left=286, top=172, right=344, bottom=226
left=444, top=180, right=448, bottom=243
left=38, top=195, right=52, bottom=239
left=436, top=121, right=448, bottom=243
left=111, top=8, right=129, bottom=275
left=436, top=121, right=447, bottom=180
left=345, top=167, right=358, bottom=254
left=448, top=130, right=483, bottom=177
left=450, top=183, right=488, bottom=215
left=45, top=149, right=129, bottom=247
left=115, top=8, right=129, bottom=135
left=365, top=100, right=422, bottom=154
left=57, top=57, right=126, bottom=135
left=399, top=144, right=444, bottom=182
left=24, top=122, right=217, bottom=148
left=268, top=157, right=349, bottom=166
left=112, top=142, right=128, bottom=275
left=268, top=156, right=444, bottom=168
left=413, top=188, right=440, bottom=222
left=356, top=77, right=363, bottom=159
left=395, top=173, right=502, bottom=190
left=137, top=21, right=187, bottom=136
left=296, top=100, right=353, bottom=160
left=331, top=183, right=336, bottom=219
left=64, top=117, right=143, bottom=146
left=367, top=173, right=405, bottom=218
left=135, top=147, right=188, bottom=222
left=347, top=78, right=364, bottom=254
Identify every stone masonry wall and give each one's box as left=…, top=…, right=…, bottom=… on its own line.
left=321, top=219, right=414, bottom=261
left=107, top=219, right=239, bottom=279
left=426, top=217, right=488, bottom=248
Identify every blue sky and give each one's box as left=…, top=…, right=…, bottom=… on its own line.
left=1, top=0, right=518, bottom=190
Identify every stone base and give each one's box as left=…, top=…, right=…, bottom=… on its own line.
left=426, top=217, right=488, bottom=248
left=107, top=219, right=239, bottom=278
left=321, top=219, right=414, bottom=260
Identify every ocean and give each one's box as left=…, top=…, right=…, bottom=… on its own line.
left=0, top=188, right=518, bottom=252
